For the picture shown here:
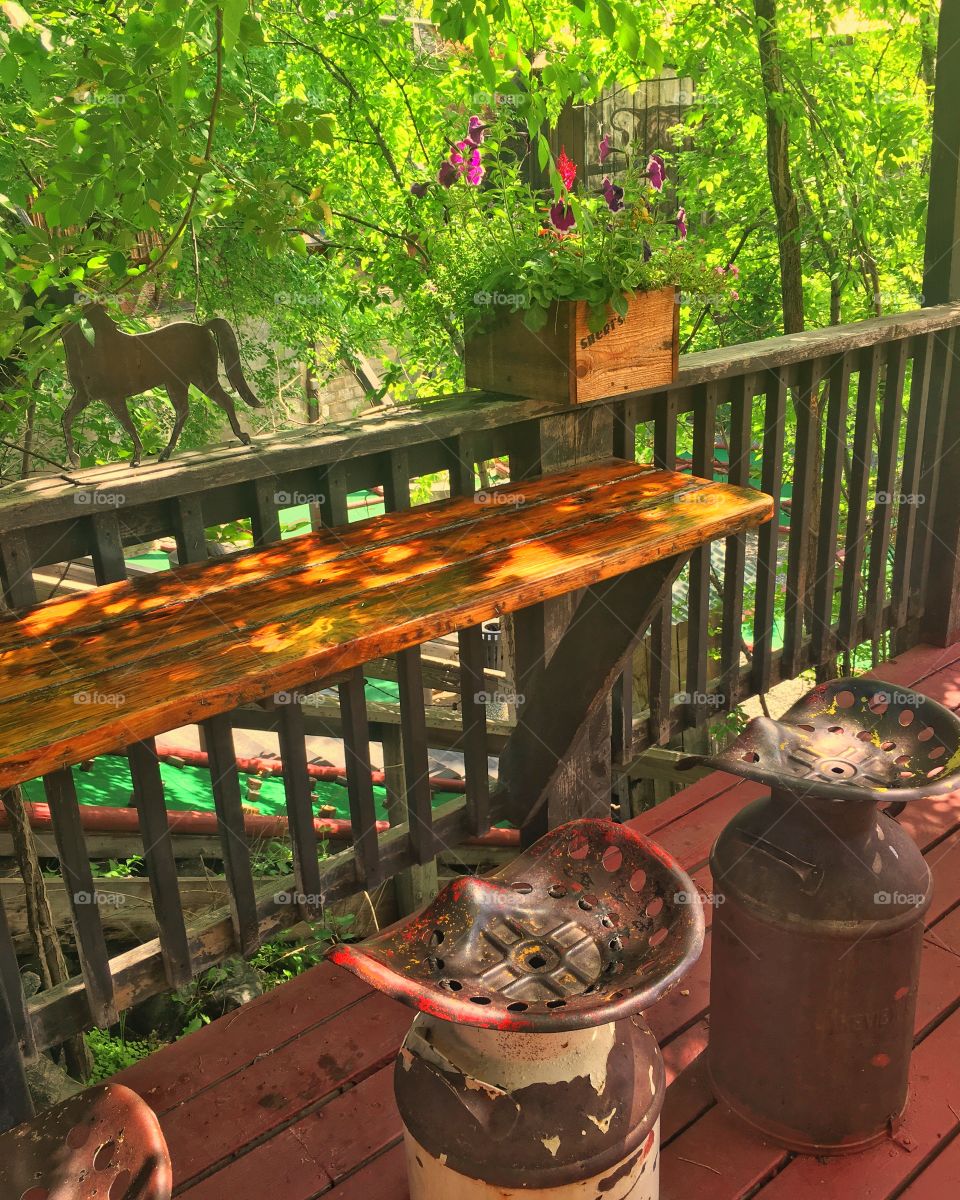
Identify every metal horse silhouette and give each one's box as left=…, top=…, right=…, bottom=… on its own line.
left=61, top=304, right=261, bottom=466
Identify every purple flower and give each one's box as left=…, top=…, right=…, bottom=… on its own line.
left=437, top=161, right=459, bottom=188
left=647, top=153, right=666, bottom=191
left=409, top=181, right=430, bottom=198
left=549, top=201, right=575, bottom=232
left=599, top=134, right=610, bottom=164
left=601, top=177, right=624, bottom=212
left=465, top=146, right=484, bottom=186
left=466, top=116, right=486, bottom=146
left=675, top=207, right=687, bottom=239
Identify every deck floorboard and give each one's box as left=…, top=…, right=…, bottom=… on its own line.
left=112, top=640, right=960, bottom=1198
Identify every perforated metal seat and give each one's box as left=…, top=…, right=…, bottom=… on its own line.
left=0, top=1082, right=171, bottom=1200
left=682, top=677, right=960, bottom=805
left=328, top=817, right=704, bottom=1032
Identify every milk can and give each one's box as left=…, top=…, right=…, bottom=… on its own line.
left=681, top=679, right=959, bottom=1153
left=328, top=818, right=704, bottom=1197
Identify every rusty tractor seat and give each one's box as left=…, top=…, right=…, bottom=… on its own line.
left=0, top=1082, right=171, bottom=1200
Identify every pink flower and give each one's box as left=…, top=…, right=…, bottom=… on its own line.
left=715, top=266, right=726, bottom=275
left=599, top=134, right=611, bottom=164
left=557, top=146, right=577, bottom=191
left=730, top=264, right=740, bottom=277
left=675, top=207, right=687, bottom=239
left=731, top=290, right=740, bottom=301
left=647, top=154, right=666, bottom=191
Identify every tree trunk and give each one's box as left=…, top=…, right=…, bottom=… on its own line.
left=753, top=0, right=805, bottom=333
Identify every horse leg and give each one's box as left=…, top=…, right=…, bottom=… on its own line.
left=61, top=391, right=89, bottom=468
left=105, top=397, right=144, bottom=467
left=202, top=381, right=251, bottom=446
left=159, top=381, right=190, bottom=462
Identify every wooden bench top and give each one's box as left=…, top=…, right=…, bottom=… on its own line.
left=0, top=460, right=771, bottom=789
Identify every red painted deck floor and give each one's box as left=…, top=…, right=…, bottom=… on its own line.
left=114, top=641, right=960, bottom=1199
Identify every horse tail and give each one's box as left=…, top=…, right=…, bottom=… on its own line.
left=204, top=318, right=262, bottom=407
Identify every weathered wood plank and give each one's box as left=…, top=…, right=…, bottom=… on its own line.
left=866, top=338, right=907, bottom=642
left=719, top=375, right=754, bottom=706
left=649, top=392, right=681, bottom=744
left=685, top=383, right=719, bottom=722
left=337, top=669, right=381, bottom=885
left=0, top=462, right=772, bottom=790
left=837, top=345, right=880, bottom=651
left=811, top=351, right=851, bottom=665
left=273, top=695, right=324, bottom=920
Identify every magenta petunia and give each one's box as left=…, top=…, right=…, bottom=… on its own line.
left=549, top=201, right=576, bottom=232
left=675, top=207, right=687, bottom=239
left=647, top=153, right=666, bottom=191
left=466, top=116, right=486, bottom=146
left=465, top=147, right=484, bottom=186
left=599, top=134, right=611, bottom=164
left=601, top=177, right=624, bottom=212
left=409, top=181, right=430, bottom=198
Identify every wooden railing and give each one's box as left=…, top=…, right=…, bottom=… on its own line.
left=2, top=301, right=960, bottom=1069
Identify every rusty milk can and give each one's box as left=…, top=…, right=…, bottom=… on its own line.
left=681, top=678, right=960, bottom=1154
left=328, top=818, right=704, bottom=1198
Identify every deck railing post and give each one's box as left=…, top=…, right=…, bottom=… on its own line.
left=920, top=0, right=960, bottom=646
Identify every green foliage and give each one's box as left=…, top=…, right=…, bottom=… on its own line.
left=86, top=1022, right=161, bottom=1082
left=89, top=854, right=143, bottom=879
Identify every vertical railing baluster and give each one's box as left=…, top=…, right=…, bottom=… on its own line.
left=382, top=449, right=436, bottom=864
left=648, top=390, right=679, bottom=743
left=866, top=340, right=908, bottom=642
left=88, top=513, right=193, bottom=988
left=782, top=359, right=824, bottom=678
left=0, top=530, right=37, bottom=609
left=612, top=400, right=639, bottom=772
left=204, top=713, right=260, bottom=956
left=0, top=890, right=35, bottom=1061
left=750, top=370, right=788, bottom=696
left=337, top=668, right=381, bottom=885
left=685, top=383, right=719, bottom=725
left=446, top=435, right=491, bottom=837
left=172, top=494, right=208, bottom=564
left=44, top=767, right=117, bottom=1026
left=838, top=345, right=881, bottom=652
left=811, top=353, right=852, bottom=667
left=127, top=741, right=193, bottom=988
left=251, top=477, right=283, bottom=545
left=274, top=695, right=324, bottom=920
left=0, top=923, right=32, bottom=1130
left=912, top=329, right=956, bottom=601
left=720, top=375, right=755, bottom=707
left=891, top=336, right=934, bottom=631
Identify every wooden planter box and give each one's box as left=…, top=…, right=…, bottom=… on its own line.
left=464, top=285, right=679, bottom=405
